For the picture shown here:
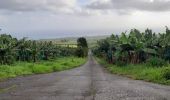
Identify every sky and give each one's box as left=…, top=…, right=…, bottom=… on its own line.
left=0, top=0, right=170, bottom=39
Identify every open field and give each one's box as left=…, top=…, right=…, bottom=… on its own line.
left=40, top=35, right=109, bottom=48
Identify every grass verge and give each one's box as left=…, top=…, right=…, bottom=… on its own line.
left=95, top=57, right=170, bottom=85
left=0, top=57, right=87, bottom=81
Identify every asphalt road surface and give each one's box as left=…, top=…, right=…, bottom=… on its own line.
left=0, top=55, right=170, bottom=100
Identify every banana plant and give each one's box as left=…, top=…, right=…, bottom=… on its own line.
left=0, top=34, right=17, bottom=64
left=93, top=27, right=170, bottom=64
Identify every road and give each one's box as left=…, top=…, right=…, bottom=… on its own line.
left=0, top=55, right=170, bottom=100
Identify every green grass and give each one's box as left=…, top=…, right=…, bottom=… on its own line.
left=95, top=57, right=170, bottom=85
left=0, top=57, right=87, bottom=81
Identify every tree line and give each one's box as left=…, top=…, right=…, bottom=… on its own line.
left=0, top=34, right=88, bottom=65
left=93, top=27, right=170, bottom=67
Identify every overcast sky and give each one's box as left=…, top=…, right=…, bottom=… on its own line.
left=0, top=0, right=170, bottom=39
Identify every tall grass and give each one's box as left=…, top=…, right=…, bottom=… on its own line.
left=0, top=57, right=87, bottom=80
left=96, top=57, right=170, bottom=85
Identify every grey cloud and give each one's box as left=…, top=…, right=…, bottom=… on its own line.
left=86, top=0, right=170, bottom=12
left=1, top=0, right=170, bottom=16
left=0, top=0, right=45, bottom=11
left=0, top=0, right=77, bottom=13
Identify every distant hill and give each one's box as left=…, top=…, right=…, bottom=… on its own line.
left=39, top=35, right=109, bottom=48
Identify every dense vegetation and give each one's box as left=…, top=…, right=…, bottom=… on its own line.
left=0, top=34, right=88, bottom=80
left=93, top=27, right=170, bottom=85
left=0, top=34, right=89, bottom=64
left=0, top=34, right=80, bottom=64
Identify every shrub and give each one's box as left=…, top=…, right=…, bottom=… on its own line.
left=164, top=46, right=170, bottom=61
left=162, top=67, right=170, bottom=80
left=115, top=60, right=127, bottom=67
left=146, top=57, right=168, bottom=67
left=75, top=47, right=85, bottom=57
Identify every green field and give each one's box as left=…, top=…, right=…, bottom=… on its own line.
left=40, top=35, right=109, bottom=48
left=0, top=57, right=87, bottom=81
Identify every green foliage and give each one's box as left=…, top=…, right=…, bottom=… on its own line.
left=115, top=61, right=127, bottom=67
left=0, top=34, right=79, bottom=65
left=75, top=47, right=85, bottom=57
left=75, top=37, right=88, bottom=57
left=96, top=57, right=170, bottom=85
left=0, top=57, right=86, bottom=80
left=164, top=46, right=170, bottom=61
left=0, top=34, right=88, bottom=79
left=97, top=39, right=110, bottom=53
left=162, top=67, right=170, bottom=80
left=77, top=37, right=88, bottom=48
left=93, top=27, right=170, bottom=64
left=93, top=27, right=170, bottom=85
left=146, top=57, right=168, bottom=67
left=0, top=34, right=17, bottom=64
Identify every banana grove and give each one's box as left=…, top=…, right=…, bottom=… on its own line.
left=93, top=27, right=170, bottom=66
left=0, top=34, right=88, bottom=65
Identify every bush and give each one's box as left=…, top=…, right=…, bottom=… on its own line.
left=75, top=47, right=85, bottom=57
left=164, top=46, right=170, bottom=61
left=115, top=60, right=127, bottom=67
left=146, top=57, right=168, bottom=67
left=162, top=67, right=170, bottom=80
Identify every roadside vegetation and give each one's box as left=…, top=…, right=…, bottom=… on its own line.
left=0, top=57, right=86, bottom=80
left=96, top=58, right=170, bottom=85
left=93, top=27, right=170, bottom=85
left=0, top=34, right=88, bottom=80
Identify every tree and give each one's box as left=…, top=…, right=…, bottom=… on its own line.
left=77, top=37, right=88, bottom=48
left=76, top=37, right=88, bottom=57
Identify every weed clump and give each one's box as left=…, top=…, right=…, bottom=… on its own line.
left=146, top=57, right=168, bottom=67
left=162, top=67, right=170, bottom=80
